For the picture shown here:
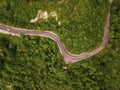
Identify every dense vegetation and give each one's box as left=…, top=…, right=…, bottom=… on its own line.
left=0, top=0, right=120, bottom=89
left=0, top=0, right=110, bottom=53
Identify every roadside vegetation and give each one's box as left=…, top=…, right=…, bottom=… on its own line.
left=0, top=0, right=120, bottom=89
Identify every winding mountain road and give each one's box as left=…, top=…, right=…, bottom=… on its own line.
left=0, top=1, right=112, bottom=64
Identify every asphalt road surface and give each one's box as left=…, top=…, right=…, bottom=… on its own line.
left=0, top=1, right=112, bottom=64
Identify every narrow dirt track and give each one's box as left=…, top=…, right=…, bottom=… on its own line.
left=0, top=0, right=113, bottom=64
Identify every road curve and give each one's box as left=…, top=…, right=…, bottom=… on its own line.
left=0, top=1, right=112, bottom=64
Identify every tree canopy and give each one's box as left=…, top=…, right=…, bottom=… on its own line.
left=0, top=0, right=120, bottom=89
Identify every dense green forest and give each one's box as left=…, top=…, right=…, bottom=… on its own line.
left=0, top=0, right=120, bottom=89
